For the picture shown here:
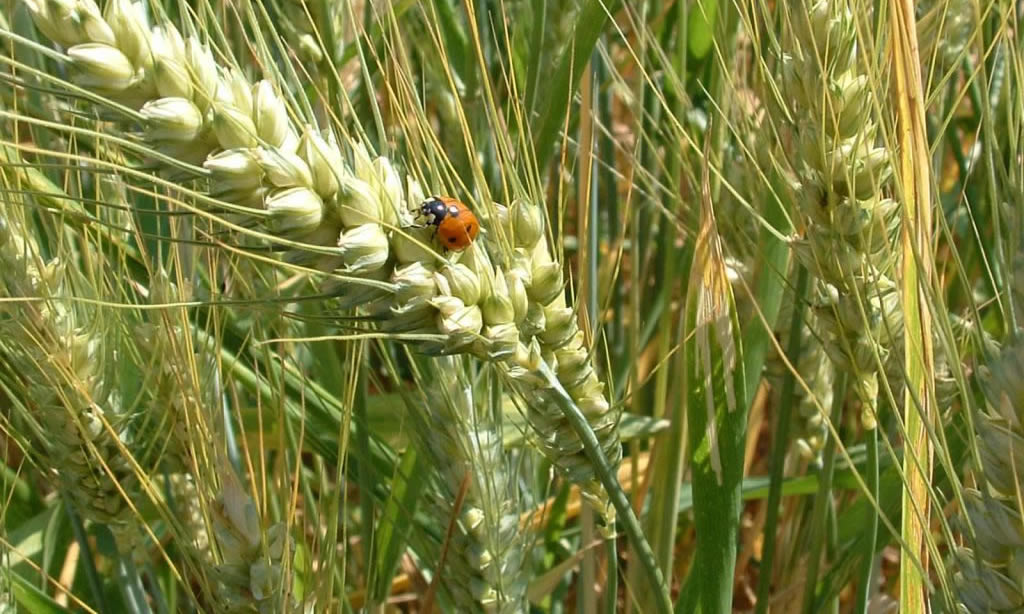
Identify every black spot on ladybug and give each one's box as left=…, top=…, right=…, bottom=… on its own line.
left=448, top=236, right=457, bottom=243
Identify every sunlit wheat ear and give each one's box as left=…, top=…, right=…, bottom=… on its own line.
left=24, top=0, right=623, bottom=527
left=389, top=202, right=620, bottom=530
left=773, top=0, right=902, bottom=432
left=0, top=200, right=145, bottom=548
left=209, top=466, right=296, bottom=613
left=404, top=356, right=529, bottom=612
left=953, top=338, right=1024, bottom=613
left=0, top=150, right=216, bottom=556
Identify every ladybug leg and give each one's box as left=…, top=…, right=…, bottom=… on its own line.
left=407, top=214, right=431, bottom=229
left=409, top=209, right=437, bottom=229
left=402, top=220, right=440, bottom=242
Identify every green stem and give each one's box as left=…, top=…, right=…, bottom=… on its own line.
left=853, top=426, right=879, bottom=614
left=826, top=495, right=839, bottom=614
left=116, top=553, right=152, bottom=614
left=580, top=505, right=596, bottom=614
left=537, top=364, right=673, bottom=614
left=63, top=498, right=107, bottom=612
left=603, top=537, right=619, bottom=614
left=579, top=44, right=601, bottom=614
left=354, top=364, right=374, bottom=596
left=754, top=265, right=809, bottom=614
left=594, top=29, right=620, bottom=613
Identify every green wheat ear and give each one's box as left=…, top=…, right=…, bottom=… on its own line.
left=23, top=0, right=622, bottom=528
left=0, top=158, right=224, bottom=555
left=774, top=0, right=902, bottom=432
left=766, top=290, right=835, bottom=464
left=0, top=195, right=144, bottom=548
left=208, top=466, right=296, bottom=613
left=954, top=337, right=1024, bottom=612
left=403, top=355, right=529, bottom=612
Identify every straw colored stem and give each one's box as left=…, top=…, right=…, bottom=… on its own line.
left=889, top=0, right=936, bottom=609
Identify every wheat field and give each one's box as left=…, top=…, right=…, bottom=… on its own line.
left=0, top=1, right=1018, bottom=612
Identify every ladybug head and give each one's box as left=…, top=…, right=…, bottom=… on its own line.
left=419, top=196, right=448, bottom=226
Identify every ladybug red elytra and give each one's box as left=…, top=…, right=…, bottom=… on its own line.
left=419, top=196, right=480, bottom=251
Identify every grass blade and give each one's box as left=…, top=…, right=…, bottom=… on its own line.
left=367, top=447, right=426, bottom=607
left=683, top=140, right=787, bottom=613
left=753, top=264, right=806, bottom=614
left=531, top=0, right=621, bottom=170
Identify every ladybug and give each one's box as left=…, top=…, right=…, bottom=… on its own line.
left=419, top=196, right=480, bottom=251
